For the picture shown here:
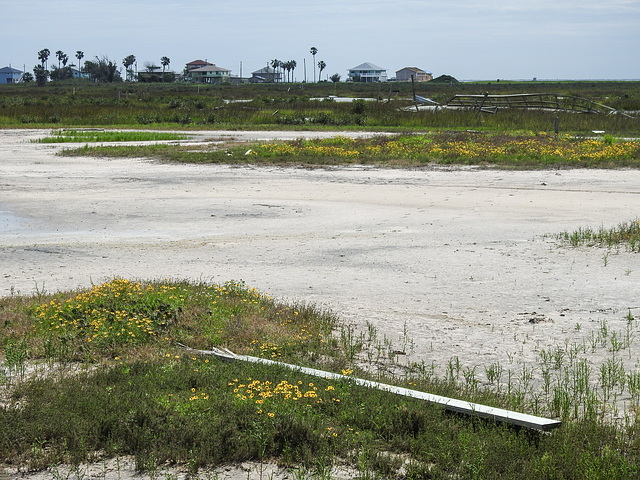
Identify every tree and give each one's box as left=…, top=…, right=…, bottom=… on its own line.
left=33, top=64, right=47, bottom=86
left=330, top=73, right=341, bottom=83
left=83, top=56, right=121, bottom=83
left=160, top=56, right=170, bottom=81
left=37, top=48, right=50, bottom=69
left=75, top=51, right=84, bottom=71
left=270, top=59, right=281, bottom=83
left=21, top=72, right=34, bottom=83
left=289, top=60, right=297, bottom=82
left=55, top=50, right=65, bottom=69
left=123, top=55, right=136, bottom=81
left=310, top=47, right=318, bottom=82
left=317, top=60, right=326, bottom=81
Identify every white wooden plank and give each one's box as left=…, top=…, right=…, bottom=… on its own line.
left=179, top=344, right=562, bottom=432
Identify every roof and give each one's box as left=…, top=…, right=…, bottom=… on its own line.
left=349, top=62, right=385, bottom=71
left=397, top=67, right=431, bottom=74
left=0, top=66, right=22, bottom=74
left=252, top=66, right=277, bottom=74
left=191, top=65, right=230, bottom=73
left=186, top=60, right=212, bottom=67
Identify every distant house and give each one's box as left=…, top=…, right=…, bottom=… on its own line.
left=70, top=68, right=90, bottom=80
left=396, top=67, right=432, bottom=82
left=188, top=64, right=231, bottom=84
left=0, top=66, right=23, bottom=84
left=250, top=66, right=282, bottom=83
left=347, top=62, right=387, bottom=82
left=185, top=59, right=213, bottom=72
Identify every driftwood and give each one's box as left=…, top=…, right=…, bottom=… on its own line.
left=178, top=343, right=561, bottom=432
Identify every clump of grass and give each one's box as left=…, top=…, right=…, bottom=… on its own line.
left=557, top=220, right=640, bottom=252
left=33, top=129, right=190, bottom=143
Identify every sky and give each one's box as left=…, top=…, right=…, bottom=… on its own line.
left=2, top=0, right=639, bottom=81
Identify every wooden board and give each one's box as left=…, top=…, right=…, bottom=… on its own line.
left=180, top=344, right=562, bottom=432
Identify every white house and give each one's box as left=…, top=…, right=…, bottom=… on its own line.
left=347, top=62, right=387, bottom=82
left=0, top=66, right=23, bottom=84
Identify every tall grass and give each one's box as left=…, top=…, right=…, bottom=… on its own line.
left=557, top=220, right=640, bottom=252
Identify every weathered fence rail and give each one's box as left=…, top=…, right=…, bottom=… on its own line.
left=412, top=92, right=629, bottom=116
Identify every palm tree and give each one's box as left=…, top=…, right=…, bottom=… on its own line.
left=55, top=50, right=65, bottom=69
left=270, top=59, right=281, bottom=83
left=123, top=55, right=136, bottom=81
left=310, top=47, right=318, bottom=82
left=75, top=51, right=84, bottom=71
left=37, top=48, right=50, bottom=69
left=289, top=60, right=297, bottom=82
left=317, top=61, right=326, bottom=81
left=160, top=56, right=170, bottom=82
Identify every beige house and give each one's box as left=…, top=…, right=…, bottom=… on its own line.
left=184, top=60, right=231, bottom=84
left=396, top=67, right=432, bottom=82
left=188, top=65, right=231, bottom=84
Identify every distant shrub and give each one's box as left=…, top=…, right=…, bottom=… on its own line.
left=21, top=115, right=40, bottom=124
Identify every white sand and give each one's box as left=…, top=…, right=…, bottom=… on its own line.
left=2, top=128, right=640, bottom=478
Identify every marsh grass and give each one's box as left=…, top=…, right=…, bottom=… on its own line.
left=62, top=131, right=640, bottom=169
left=33, top=129, right=190, bottom=143
left=557, top=220, right=640, bottom=252
left=3, top=278, right=640, bottom=478
left=1, top=81, right=639, bottom=135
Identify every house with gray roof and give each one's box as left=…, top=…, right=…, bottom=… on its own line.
left=347, top=62, right=387, bottom=82
left=250, top=66, right=282, bottom=83
left=0, top=66, right=23, bottom=84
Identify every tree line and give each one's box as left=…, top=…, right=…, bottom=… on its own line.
left=23, top=46, right=339, bottom=85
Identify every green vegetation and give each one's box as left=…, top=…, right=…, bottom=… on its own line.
left=0, top=81, right=638, bottom=135
left=33, top=129, right=190, bottom=143
left=2, top=278, right=640, bottom=478
left=557, top=220, right=640, bottom=252
left=62, top=131, right=640, bottom=169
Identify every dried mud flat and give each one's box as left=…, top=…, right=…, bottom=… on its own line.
left=1, top=129, right=640, bottom=479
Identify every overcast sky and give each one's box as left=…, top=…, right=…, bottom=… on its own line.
left=3, top=0, right=639, bottom=81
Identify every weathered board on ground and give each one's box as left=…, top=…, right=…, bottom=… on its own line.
left=179, top=344, right=562, bottom=432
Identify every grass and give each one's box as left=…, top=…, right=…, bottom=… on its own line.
left=3, top=278, right=640, bottom=478
left=1, top=81, right=639, bottom=135
left=61, top=131, right=640, bottom=169
left=557, top=220, right=640, bottom=252
left=32, top=129, right=190, bottom=143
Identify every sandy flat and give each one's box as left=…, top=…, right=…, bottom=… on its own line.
left=2, top=129, right=640, bottom=366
